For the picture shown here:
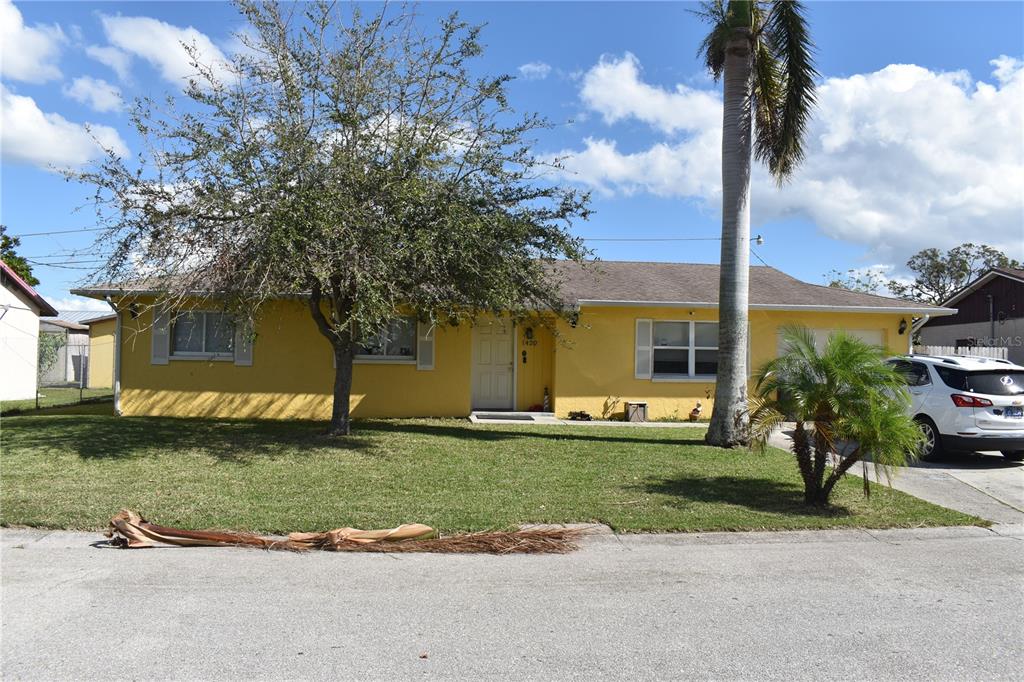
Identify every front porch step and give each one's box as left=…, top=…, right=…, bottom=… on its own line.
left=468, top=411, right=559, bottom=424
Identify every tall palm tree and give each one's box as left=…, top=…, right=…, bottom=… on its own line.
left=749, top=326, right=922, bottom=507
left=698, top=0, right=818, bottom=447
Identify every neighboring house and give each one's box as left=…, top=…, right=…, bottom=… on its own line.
left=81, top=313, right=117, bottom=389
left=918, top=267, right=1024, bottom=365
left=38, top=315, right=91, bottom=386
left=71, top=261, right=954, bottom=421
left=1, top=261, right=58, bottom=401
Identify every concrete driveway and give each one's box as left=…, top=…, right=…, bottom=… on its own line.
left=2, top=525, right=1022, bottom=681
left=770, top=429, right=1024, bottom=527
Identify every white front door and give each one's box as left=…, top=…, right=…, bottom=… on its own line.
left=472, top=319, right=514, bottom=410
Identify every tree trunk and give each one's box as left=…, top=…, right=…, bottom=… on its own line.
left=308, top=287, right=356, bottom=436
left=329, top=343, right=355, bottom=436
left=706, top=27, right=754, bottom=449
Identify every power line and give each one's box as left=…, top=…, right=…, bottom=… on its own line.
left=750, top=247, right=772, bottom=268
left=582, top=236, right=722, bottom=242
left=9, top=227, right=107, bottom=237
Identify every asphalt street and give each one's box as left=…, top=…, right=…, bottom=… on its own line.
left=2, top=525, right=1022, bottom=681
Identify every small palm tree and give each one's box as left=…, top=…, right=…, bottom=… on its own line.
left=698, top=0, right=818, bottom=447
left=750, top=326, right=922, bottom=507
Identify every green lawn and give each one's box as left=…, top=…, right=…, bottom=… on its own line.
left=2, top=388, right=114, bottom=416
left=0, top=414, right=982, bottom=534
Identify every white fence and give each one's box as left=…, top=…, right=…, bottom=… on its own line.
left=913, top=345, right=1009, bottom=360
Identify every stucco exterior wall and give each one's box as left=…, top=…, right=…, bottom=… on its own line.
left=87, top=318, right=116, bottom=389
left=117, top=299, right=473, bottom=419
left=515, top=322, right=554, bottom=411
left=0, top=283, right=41, bottom=401
left=112, top=297, right=911, bottom=421
left=551, top=307, right=908, bottom=420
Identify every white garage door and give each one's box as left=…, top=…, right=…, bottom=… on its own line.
left=778, top=328, right=884, bottom=355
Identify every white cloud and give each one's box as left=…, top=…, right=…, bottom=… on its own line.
left=47, top=296, right=109, bottom=313
left=1, top=84, right=129, bottom=170
left=580, top=53, right=721, bottom=134
left=63, top=76, right=123, bottom=113
left=518, top=61, right=552, bottom=80
left=85, top=44, right=133, bottom=82
left=98, top=14, right=230, bottom=86
left=0, top=0, right=66, bottom=83
left=554, top=53, right=1024, bottom=264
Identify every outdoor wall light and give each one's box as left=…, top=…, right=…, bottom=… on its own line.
left=898, top=319, right=908, bottom=335
left=525, top=327, right=534, bottom=341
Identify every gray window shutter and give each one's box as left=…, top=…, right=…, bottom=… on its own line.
left=416, top=321, right=435, bottom=371
left=151, top=305, right=170, bottom=365
left=234, top=322, right=253, bottom=367
left=635, top=318, right=652, bottom=379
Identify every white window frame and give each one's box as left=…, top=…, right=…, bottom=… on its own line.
left=650, top=320, right=720, bottom=382
left=170, top=311, right=235, bottom=361
left=354, top=316, right=418, bottom=364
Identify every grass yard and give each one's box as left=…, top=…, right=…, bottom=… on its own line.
left=2, top=388, right=114, bottom=416
left=0, top=414, right=982, bottom=534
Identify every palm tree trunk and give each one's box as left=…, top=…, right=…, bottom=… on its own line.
left=706, top=27, right=754, bottom=448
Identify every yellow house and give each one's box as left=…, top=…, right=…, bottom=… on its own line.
left=71, top=261, right=954, bottom=421
left=82, top=313, right=117, bottom=389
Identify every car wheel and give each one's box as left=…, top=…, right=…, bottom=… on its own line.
left=1001, top=450, right=1024, bottom=462
left=915, top=417, right=943, bottom=461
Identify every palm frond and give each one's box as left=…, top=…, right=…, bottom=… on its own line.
left=759, top=0, right=818, bottom=182
left=752, top=39, right=782, bottom=166
left=749, top=395, right=787, bottom=452
left=694, top=1, right=731, bottom=80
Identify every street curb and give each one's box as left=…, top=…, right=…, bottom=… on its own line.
left=3, top=523, right=1017, bottom=552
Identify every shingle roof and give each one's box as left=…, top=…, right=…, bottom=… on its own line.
left=72, top=260, right=955, bottom=315
left=547, top=261, right=952, bottom=314
left=995, top=266, right=1024, bottom=281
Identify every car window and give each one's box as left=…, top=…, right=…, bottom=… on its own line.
left=934, top=365, right=969, bottom=391
left=890, top=360, right=930, bottom=387
left=909, top=362, right=931, bottom=386
left=965, top=371, right=1024, bottom=396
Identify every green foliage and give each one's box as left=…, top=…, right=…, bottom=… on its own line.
left=750, top=325, right=923, bottom=506
left=825, top=268, right=889, bottom=295
left=825, top=243, right=1021, bottom=304
left=696, top=0, right=819, bottom=183
left=37, top=332, right=65, bottom=376
left=1, top=225, right=38, bottom=286
left=887, top=243, right=1022, bottom=305
left=70, top=1, right=590, bottom=433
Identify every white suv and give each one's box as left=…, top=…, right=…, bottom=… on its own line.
left=887, top=355, right=1024, bottom=461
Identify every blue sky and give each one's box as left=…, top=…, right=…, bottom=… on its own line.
left=2, top=0, right=1022, bottom=311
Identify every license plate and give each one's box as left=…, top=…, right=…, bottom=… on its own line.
left=1005, top=407, right=1024, bottom=419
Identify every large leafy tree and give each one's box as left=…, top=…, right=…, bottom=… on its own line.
left=697, top=0, right=818, bottom=447
left=1, top=225, right=39, bottom=286
left=73, top=1, right=589, bottom=435
left=826, top=243, right=1021, bottom=303
left=888, top=243, right=1022, bottom=304
left=750, top=326, right=922, bottom=507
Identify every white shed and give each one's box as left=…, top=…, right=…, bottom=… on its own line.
left=1, top=261, right=58, bottom=401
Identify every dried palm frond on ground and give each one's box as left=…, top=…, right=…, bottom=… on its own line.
left=104, top=510, right=583, bottom=554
